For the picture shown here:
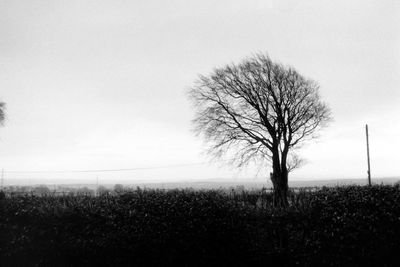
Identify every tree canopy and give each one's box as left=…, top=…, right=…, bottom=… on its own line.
left=189, top=53, right=331, bottom=205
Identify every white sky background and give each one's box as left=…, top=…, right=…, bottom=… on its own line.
left=0, top=0, right=399, bottom=184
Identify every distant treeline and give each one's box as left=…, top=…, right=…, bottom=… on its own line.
left=0, top=184, right=325, bottom=198
left=1, top=184, right=132, bottom=196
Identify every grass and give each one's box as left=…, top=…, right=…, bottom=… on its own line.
left=1, top=185, right=400, bottom=266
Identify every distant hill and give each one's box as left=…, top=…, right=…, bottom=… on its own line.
left=4, top=177, right=400, bottom=191
left=289, top=177, right=400, bottom=188
left=134, top=177, right=400, bottom=190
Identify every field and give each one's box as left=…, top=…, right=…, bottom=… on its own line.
left=1, top=185, right=400, bottom=266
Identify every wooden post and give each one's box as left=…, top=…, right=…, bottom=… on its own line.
left=365, top=124, right=371, bottom=186
left=96, top=176, right=99, bottom=197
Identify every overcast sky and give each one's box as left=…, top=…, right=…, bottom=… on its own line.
left=0, top=0, right=399, bottom=184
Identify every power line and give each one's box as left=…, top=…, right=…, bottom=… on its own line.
left=2, top=162, right=212, bottom=174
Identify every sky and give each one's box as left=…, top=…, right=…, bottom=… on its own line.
left=0, top=0, right=399, bottom=185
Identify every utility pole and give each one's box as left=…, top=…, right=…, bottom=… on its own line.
left=365, top=124, right=371, bottom=186
left=96, top=176, right=99, bottom=197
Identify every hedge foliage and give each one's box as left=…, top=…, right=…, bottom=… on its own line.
left=1, top=185, right=400, bottom=266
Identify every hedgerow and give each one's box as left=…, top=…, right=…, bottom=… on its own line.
left=1, top=185, right=399, bottom=266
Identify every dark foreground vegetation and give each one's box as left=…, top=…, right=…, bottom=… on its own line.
left=1, top=185, right=400, bottom=266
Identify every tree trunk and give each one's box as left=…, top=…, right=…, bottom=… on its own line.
left=270, top=158, right=289, bottom=207
left=268, top=143, right=289, bottom=207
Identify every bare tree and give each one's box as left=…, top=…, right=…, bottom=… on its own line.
left=0, top=102, right=5, bottom=125
left=188, top=53, right=331, bottom=206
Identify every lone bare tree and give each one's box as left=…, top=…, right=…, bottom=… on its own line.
left=189, top=53, right=331, bottom=206
left=0, top=102, right=5, bottom=125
